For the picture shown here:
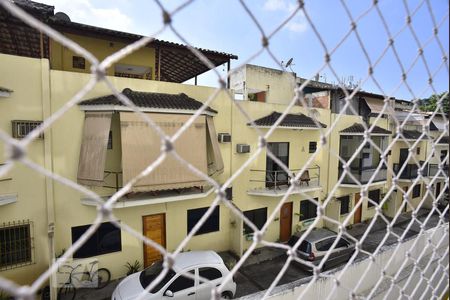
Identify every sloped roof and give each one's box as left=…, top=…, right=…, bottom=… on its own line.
left=79, top=88, right=217, bottom=114
left=395, top=130, right=423, bottom=140
left=248, top=111, right=327, bottom=129
left=436, top=136, right=449, bottom=144
left=0, top=1, right=237, bottom=82
left=340, top=123, right=391, bottom=135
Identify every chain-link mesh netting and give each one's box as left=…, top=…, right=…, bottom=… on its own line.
left=0, top=0, right=448, bottom=299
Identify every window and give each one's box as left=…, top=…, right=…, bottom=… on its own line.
left=266, top=143, right=289, bottom=187
left=11, top=120, right=43, bottom=139
left=413, top=185, right=421, bottom=198
left=416, top=147, right=420, bottom=155
left=316, top=238, right=334, bottom=252
left=336, top=238, right=349, bottom=248
left=441, top=150, right=448, bottom=162
left=107, top=131, right=113, bottom=149
left=309, top=141, right=317, bottom=153
left=0, top=222, right=32, bottom=269
left=338, top=196, right=350, bottom=215
left=71, top=222, right=122, bottom=258
left=368, top=189, right=381, bottom=208
left=139, top=261, right=175, bottom=292
left=187, top=206, right=220, bottom=235
left=300, top=199, right=317, bottom=221
left=243, top=207, right=267, bottom=234
left=72, top=56, right=86, bottom=69
left=167, top=272, right=195, bottom=293
left=199, top=267, right=222, bottom=283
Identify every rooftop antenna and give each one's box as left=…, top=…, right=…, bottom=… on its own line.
left=282, top=58, right=295, bottom=72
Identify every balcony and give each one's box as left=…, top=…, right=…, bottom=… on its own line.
left=247, top=166, right=321, bottom=197
left=428, top=164, right=448, bottom=178
left=393, top=163, right=420, bottom=180
left=339, top=166, right=387, bottom=185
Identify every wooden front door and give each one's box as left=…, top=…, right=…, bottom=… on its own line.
left=354, top=193, right=362, bottom=224
left=142, top=214, right=166, bottom=268
left=279, top=202, right=293, bottom=242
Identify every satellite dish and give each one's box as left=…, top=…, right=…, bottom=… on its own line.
left=285, top=58, right=294, bottom=68
left=54, top=12, right=71, bottom=22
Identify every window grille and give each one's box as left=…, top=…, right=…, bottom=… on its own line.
left=0, top=220, right=33, bottom=270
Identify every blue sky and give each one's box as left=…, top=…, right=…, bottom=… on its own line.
left=40, top=0, right=449, bottom=100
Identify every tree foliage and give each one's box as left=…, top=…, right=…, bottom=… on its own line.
left=420, top=92, right=449, bottom=114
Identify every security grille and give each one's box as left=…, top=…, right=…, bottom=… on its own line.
left=0, top=0, right=448, bottom=300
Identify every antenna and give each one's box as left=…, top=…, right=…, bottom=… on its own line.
left=285, top=58, right=294, bottom=68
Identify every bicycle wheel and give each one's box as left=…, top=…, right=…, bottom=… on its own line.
left=94, top=268, right=111, bottom=289
left=57, top=285, right=76, bottom=300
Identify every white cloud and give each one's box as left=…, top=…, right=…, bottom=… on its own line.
left=40, top=0, right=133, bottom=32
left=263, top=0, right=288, bottom=11
left=263, top=0, right=308, bottom=34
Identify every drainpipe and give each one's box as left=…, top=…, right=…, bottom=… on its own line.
left=41, top=59, right=57, bottom=300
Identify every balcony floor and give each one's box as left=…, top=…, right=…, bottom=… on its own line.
left=247, top=180, right=321, bottom=197
left=81, top=186, right=214, bottom=208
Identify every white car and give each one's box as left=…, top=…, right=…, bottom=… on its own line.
left=112, top=251, right=237, bottom=300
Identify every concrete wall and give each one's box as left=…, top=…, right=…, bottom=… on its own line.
left=50, top=34, right=156, bottom=78
left=0, top=54, right=51, bottom=285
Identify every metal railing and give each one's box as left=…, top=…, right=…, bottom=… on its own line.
left=428, top=164, right=449, bottom=178
left=393, top=163, right=421, bottom=179
left=249, top=166, right=320, bottom=191
left=339, top=165, right=388, bottom=184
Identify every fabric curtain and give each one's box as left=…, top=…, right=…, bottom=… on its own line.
left=77, top=112, right=112, bottom=186
left=206, top=116, right=224, bottom=176
left=120, top=112, right=207, bottom=192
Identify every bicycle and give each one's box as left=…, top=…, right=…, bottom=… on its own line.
left=57, top=261, right=111, bottom=300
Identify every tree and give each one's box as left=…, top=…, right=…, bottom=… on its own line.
left=420, top=92, right=449, bottom=114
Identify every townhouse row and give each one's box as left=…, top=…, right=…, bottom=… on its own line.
left=0, top=0, right=448, bottom=287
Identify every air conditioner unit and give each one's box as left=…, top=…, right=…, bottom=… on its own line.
left=236, top=144, right=250, bottom=153
left=218, top=133, right=231, bottom=143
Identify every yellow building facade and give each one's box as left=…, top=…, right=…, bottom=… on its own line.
left=0, top=1, right=448, bottom=290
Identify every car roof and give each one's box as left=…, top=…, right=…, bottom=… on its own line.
left=173, top=251, right=224, bottom=271
left=294, top=228, right=336, bottom=242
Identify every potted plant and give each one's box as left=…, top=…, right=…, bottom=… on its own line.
left=124, top=260, right=142, bottom=276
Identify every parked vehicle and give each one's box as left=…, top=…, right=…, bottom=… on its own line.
left=112, top=251, right=237, bottom=300
left=288, top=228, right=355, bottom=272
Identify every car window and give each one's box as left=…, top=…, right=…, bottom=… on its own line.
left=139, top=261, right=175, bottom=293
left=199, top=267, right=222, bottom=284
left=315, top=238, right=335, bottom=252
left=288, top=236, right=311, bottom=254
left=336, top=238, right=349, bottom=248
left=167, top=271, right=195, bottom=293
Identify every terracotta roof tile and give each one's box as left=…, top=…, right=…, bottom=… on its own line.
left=248, top=111, right=326, bottom=129
left=79, top=88, right=217, bottom=114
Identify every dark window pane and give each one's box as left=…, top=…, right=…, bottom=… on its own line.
left=309, top=142, right=317, bottom=153
left=413, top=185, right=421, bottom=198
left=72, top=56, right=85, bottom=69
left=187, top=206, right=220, bottom=235
left=300, top=199, right=317, bottom=221
left=338, top=196, right=350, bottom=215
left=167, top=272, right=195, bottom=293
left=243, top=207, right=267, bottom=234
left=368, top=189, right=381, bottom=207
left=336, top=238, right=349, bottom=248
left=199, top=267, right=222, bottom=282
left=72, top=222, right=122, bottom=258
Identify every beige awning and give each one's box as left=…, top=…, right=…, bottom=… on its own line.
left=206, top=116, right=224, bottom=176
left=120, top=112, right=207, bottom=192
left=364, top=98, right=385, bottom=114
left=77, top=112, right=112, bottom=186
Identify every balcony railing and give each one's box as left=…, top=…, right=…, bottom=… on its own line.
left=339, top=165, right=387, bottom=185
left=428, top=164, right=449, bottom=178
left=393, top=163, right=420, bottom=179
left=248, top=166, right=321, bottom=196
